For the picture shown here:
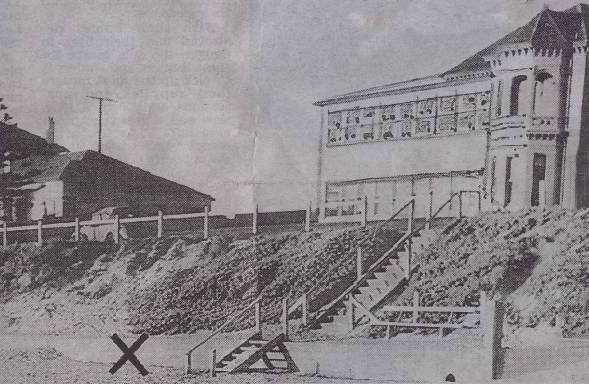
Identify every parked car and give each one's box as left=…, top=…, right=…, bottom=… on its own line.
left=78, top=206, right=141, bottom=242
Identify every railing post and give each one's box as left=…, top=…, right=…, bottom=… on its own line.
left=74, top=217, right=80, bottom=242
left=361, top=195, right=368, bottom=227
left=346, top=296, right=355, bottom=331
left=282, top=298, right=289, bottom=340
left=477, top=191, right=482, bottom=214
left=305, top=201, right=311, bottom=232
left=184, top=352, right=192, bottom=375
left=426, top=190, right=434, bottom=230
left=157, top=210, right=163, bottom=238
left=458, top=191, right=463, bottom=218
left=302, top=293, right=308, bottom=326
left=210, top=349, right=217, bottom=377
left=356, top=248, right=362, bottom=281
left=406, top=199, right=415, bottom=279
left=254, top=301, right=261, bottom=334
left=412, top=291, right=420, bottom=323
left=114, top=214, right=120, bottom=244
left=204, top=206, right=209, bottom=239
left=37, top=220, right=43, bottom=246
left=252, top=205, right=258, bottom=235
left=2, top=221, right=7, bottom=247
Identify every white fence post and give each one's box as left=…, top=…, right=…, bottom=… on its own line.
left=2, top=221, right=7, bottom=247
left=305, top=201, right=311, bottom=232
left=157, top=210, right=163, bottom=238
left=37, top=220, right=43, bottom=246
left=204, top=206, right=209, bottom=239
left=252, top=205, right=258, bottom=235
left=74, top=217, right=80, bottom=242
left=114, top=214, right=120, bottom=244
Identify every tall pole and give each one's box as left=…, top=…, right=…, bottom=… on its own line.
left=86, top=96, right=117, bottom=154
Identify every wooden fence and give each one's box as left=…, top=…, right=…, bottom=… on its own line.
left=0, top=203, right=316, bottom=248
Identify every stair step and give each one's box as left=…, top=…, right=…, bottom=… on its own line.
left=239, top=346, right=261, bottom=352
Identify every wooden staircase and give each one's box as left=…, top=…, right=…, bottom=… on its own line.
left=311, top=229, right=435, bottom=334
left=303, top=192, right=474, bottom=335
left=213, top=332, right=298, bottom=375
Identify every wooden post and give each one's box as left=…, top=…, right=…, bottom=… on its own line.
left=346, top=297, right=355, bottom=331
left=477, top=191, right=482, bottom=214
left=301, top=293, right=308, bottom=326
left=2, top=221, right=7, bottom=247
left=204, top=206, right=209, bottom=239
left=356, top=248, right=362, bottom=281
left=114, top=214, right=120, bottom=244
left=385, top=325, right=391, bottom=340
left=184, top=352, right=192, bottom=375
left=282, top=298, right=289, bottom=340
left=482, top=292, right=505, bottom=380
left=252, top=205, right=258, bottom=235
left=157, top=210, right=163, bottom=238
left=458, top=191, right=463, bottom=218
left=361, top=195, right=368, bottom=227
left=254, top=301, right=261, bottom=334
left=74, top=217, right=80, bottom=242
left=210, top=349, right=217, bottom=377
left=412, top=291, right=420, bottom=323
left=305, top=201, right=311, bottom=232
left=426, top=190, right=434, bottom=230
left=406, top=199, right=415, bottom=278
left=37, top=220, right=43, bottom=246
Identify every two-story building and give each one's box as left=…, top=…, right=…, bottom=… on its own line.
left=314, top=4, right=589, bottom=222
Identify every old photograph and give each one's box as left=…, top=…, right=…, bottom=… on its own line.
left=1, top=0, right=589, bottom=383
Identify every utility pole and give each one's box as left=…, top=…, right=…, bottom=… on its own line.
left=86, top=95, right=117, bottom=153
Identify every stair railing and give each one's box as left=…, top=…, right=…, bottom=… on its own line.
left=297, top=189, right=479, bottom=327
left=185, top=296, right=262, bottom=374
left=286, top=198, right=416, bottom=317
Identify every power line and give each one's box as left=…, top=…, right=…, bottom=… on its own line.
left=86, top=95, right=117, bottom=154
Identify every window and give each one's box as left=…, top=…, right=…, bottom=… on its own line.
left=510, top=75, right=527, bottom=116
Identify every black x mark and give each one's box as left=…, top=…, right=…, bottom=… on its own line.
left=109, top=333, right=149, bottom=376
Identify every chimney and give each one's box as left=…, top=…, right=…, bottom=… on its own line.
left=47, top=116, right=55, bottom=144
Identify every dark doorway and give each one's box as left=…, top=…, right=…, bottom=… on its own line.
left=531, top=153, right=546, bottom=206
left=504, top=156, right=513, bottom=207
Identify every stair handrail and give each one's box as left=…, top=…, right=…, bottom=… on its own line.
left=186, top=295, right=261, bottom=355
left=287, top=197, right=416, bottom=316
left=310, top=190, right=473, bottom=324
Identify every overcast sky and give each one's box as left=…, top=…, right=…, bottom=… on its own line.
left=0, top=0, right=581, bottom=215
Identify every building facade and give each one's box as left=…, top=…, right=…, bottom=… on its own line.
left=314, top=5, right=589, bottom=222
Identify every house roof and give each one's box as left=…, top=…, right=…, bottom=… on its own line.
left=9, top=150, right=215, bottom=201
left=314, top=4, right=589, bottom=107
left=0, top=122, right=68, bottom=156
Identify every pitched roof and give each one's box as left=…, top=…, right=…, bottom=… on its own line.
left=0, top=122, right=67, bottom=156
left=444, top=5, right=589, bottom=77
left=315, top=3, right=589, bottom=107
left=9, top=150, right=215, bottom=201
